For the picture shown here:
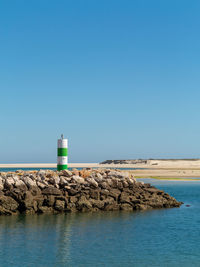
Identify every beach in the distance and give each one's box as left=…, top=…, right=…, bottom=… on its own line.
left=2, top=159, right=200, bottom=178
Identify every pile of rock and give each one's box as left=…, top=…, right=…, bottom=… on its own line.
left=0, top=169, right=182, bottom=215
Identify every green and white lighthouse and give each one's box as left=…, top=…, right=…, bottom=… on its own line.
left=57, top=134, right=68, bottom=171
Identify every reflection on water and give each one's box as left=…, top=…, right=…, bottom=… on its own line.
left=0, top=183, right=199, bottom=266
left=0, top=211, right=156, bottom=267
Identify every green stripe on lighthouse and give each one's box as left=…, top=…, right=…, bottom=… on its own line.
left=57, top=164, right=68, bottom=171
left=57, top=148, right=68, bottom=156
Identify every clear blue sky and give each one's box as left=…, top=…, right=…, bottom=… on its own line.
left=1, top=0, right=200, bottom=163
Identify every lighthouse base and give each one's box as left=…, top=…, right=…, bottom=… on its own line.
left=57, top=165, right=68, bottom=171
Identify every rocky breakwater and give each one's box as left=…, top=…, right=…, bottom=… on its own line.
left=0, top=169, right=182, bottom=215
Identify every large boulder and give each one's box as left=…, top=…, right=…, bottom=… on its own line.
left=22, top=177, right=37, bottom=189
left=54, top=199, right=65, bottom=211
left=59, top=169, right=73, bottom=177
left=0, top=195, right=19, bottom=214
left=86, top=178, right=98, bottom=188
left=4, top=177, right=15, bottom=190
left=71, top=175, right=85, bottom=184
left=42, top=186, right=62, bottom=196
left=77, top=196, right=92, bottom=211
left=15, top=179, right=27, bottom=191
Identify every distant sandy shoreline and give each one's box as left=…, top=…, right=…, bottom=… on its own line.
left=1, top=162, right=200, bottom=178
left=2, top=159, right=200, bottom=169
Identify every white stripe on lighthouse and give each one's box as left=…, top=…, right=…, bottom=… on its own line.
left=58, top=139, right=68, bottom=148
left=57, top=156, right=68, bottom=165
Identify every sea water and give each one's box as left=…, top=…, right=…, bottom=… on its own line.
left=0, top=179, right=199, bottom=266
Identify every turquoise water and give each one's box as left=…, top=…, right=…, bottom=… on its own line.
left=0, top=168, right=58, bottom=172
left=0, top=180, right=199, bottom=266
